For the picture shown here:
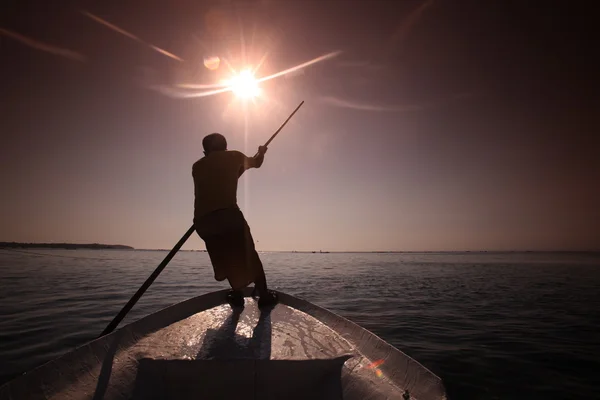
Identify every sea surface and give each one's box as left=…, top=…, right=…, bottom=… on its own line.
left=0, top=250, right=599, bottom=399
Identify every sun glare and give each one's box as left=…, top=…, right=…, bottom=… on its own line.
left=227, top=69, right=260, bottom=98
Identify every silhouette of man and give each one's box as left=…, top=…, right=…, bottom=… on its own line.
left=193, top=133, right=278, bottom=308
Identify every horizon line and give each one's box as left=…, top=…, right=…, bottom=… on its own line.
left=1, top=242, right=598, bottom=253
left=138, top=249, right=600, bottom=253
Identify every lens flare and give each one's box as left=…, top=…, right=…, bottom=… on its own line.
left=204, top=56, right=220, bottom=71
left=367, top=359, right=385, bottom=378
left=152, top=50, right=342, bottom=99
left=226, top=69, right=260, bottom=99
left=367, top=359, right=385, bottom=369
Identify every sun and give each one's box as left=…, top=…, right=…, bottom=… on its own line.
left=226, top=69, right=260, bottom=99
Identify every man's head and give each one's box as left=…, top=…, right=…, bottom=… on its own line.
left=202, top=133, right=227, bottom=155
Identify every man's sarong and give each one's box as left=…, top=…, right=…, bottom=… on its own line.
left=194, top=207, right=263, bottom=290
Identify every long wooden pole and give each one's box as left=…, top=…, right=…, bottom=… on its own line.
left=265, top=101, right=304, bottom=146
left=99, top=225, right=195, bottom=336
left=254, top=101, right=304, bottom=156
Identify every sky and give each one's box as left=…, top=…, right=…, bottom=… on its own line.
left=1, top=0, right=598, bottom=251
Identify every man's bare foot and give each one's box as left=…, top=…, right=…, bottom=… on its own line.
left=258, top=290, right=278, bottom=308
left=226, top=290, right=244, bottom=308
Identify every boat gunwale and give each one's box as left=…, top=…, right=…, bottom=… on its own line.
left=0, top=288, right=446, bottom=400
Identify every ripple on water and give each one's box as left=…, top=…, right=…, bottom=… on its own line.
left=1, top=251, right=599, bottom=399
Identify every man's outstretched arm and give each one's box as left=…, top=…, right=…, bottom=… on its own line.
left=240, top=146, right=268, bottom=176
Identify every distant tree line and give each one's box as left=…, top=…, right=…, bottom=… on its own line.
left=0, top=242, right=134, bottom=250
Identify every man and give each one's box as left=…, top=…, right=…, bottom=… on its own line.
left=193, top=132, right=278, bottom=308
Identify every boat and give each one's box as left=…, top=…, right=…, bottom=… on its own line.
left=0, top=289, right=447, bottom=399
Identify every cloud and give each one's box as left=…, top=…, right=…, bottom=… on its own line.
left=81, top=11, right=183, bottom=62
left=339, top=1, right=435, bottom=72
left=337, top=60, right=387, bottom=71
left=390, top=0, right=435, bottom=46
left=320, top=96, right=431, bottom=113
left=320, top=91, right=480, bottom=113
left=0, top=27, right=85, bottom=62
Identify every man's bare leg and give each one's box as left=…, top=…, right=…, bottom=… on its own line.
left=251, top=253, right=278, bottom=307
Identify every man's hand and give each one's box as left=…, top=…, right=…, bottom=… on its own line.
left=250, top=145, right=267, bottom=169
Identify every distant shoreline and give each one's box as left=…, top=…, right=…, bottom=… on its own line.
left=1, top=243, right=597, bottom=253
left=118, top=249, right=600, bottom=254
left=0, top=242, right=134, bottom=250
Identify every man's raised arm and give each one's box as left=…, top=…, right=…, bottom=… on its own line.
left=239, top=146, right=268, bottom=176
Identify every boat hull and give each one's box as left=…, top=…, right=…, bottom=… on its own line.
left=0, top=289, right=446, bottom=399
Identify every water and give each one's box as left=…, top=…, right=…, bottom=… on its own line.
left=1, top=250, right=599, bottom=399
